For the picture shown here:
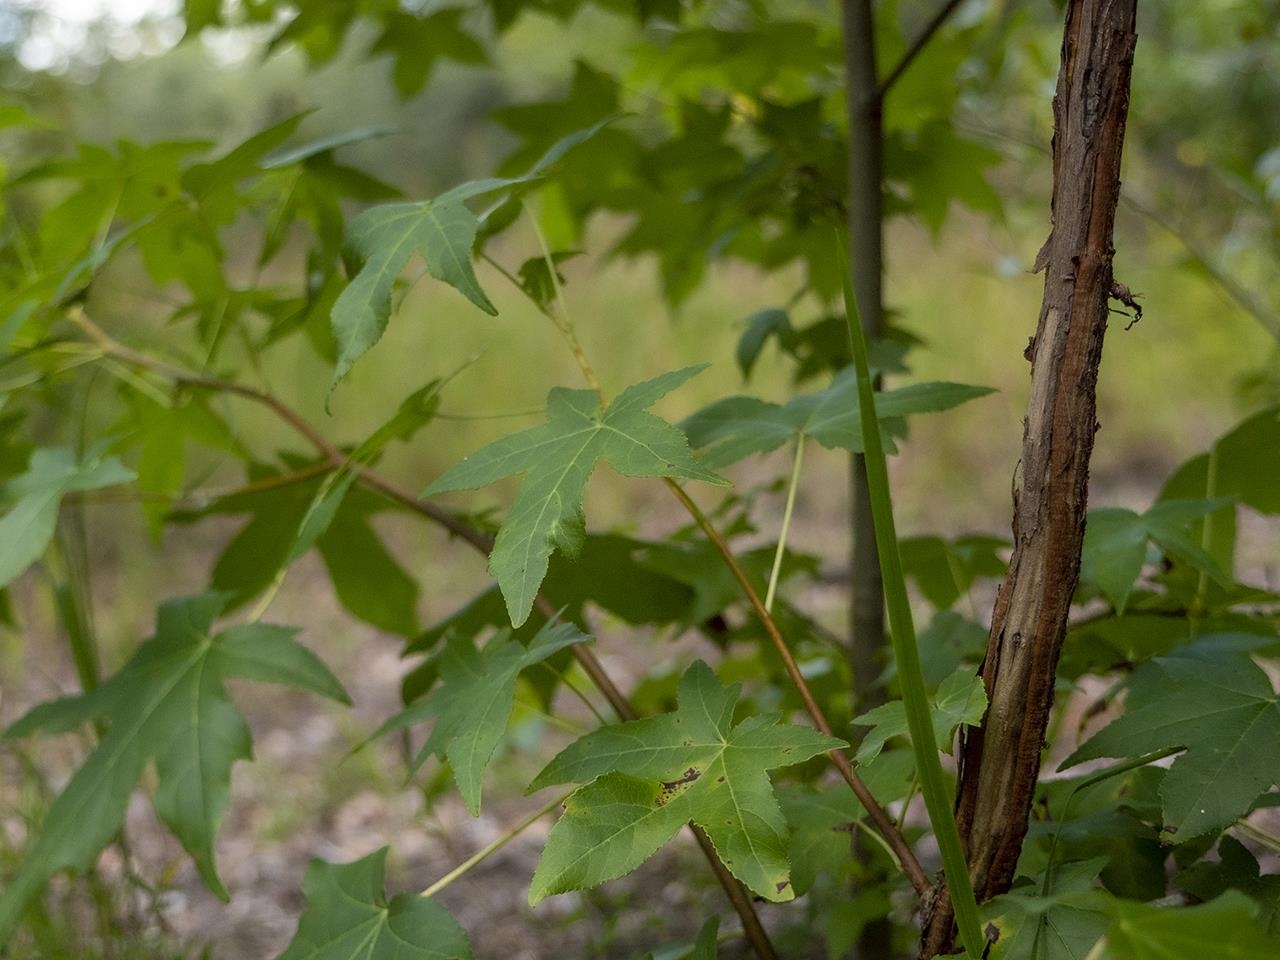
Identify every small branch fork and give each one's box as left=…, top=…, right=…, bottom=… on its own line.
left=876, top=0, right=969, bottom=101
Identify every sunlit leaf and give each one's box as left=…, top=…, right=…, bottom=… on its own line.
left=426, top=367, right=726, bottom=626
left=528, top=661, right=843, bottom=903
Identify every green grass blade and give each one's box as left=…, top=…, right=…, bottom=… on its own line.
left=836, top=228, right=985, bottom=959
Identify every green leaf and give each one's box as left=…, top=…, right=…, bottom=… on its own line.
left=0, top=447, right=135, bottom=588
left=275, top=847, right=472, bottom=960
left=1103, top=892, right=1278, bottom=959
left=373, top=620, right=589, bottom=815
left=984, top=859, right=1114, bottom=960
left=852, top=667, right=988, bottom=765
left=528, top=661, right=844, bottom=903
left=329, top=121, right=615, bottom=400
left=173, top=461, right=419, bottom=635
left=898, top=534, right=1008, bottom=611
left=1080, top=499, right=1232, bottom=613
left=370, top=10, right=487, bottom=98
left=681, top=367, right=993, bottom=469
left=426, top=367, right=726, bottom=626
left=329, top=191, right=497, bottom=396
left=1178, top=836, right=1280, bottom=937
left=691, top=916, right=719, bottom=959
left=0, top=595, right=348, bottom=940
left=736, top=307, right=792, bottom=379
left=778, top=754, right=913, bottom=896
left=1063, top=641, right=1280, bottom=838
left=1162, top=406, right=1280, bottom=516
left=118, top=391, right=244, bottom=539
left=516, top=250, right=580, bottom=310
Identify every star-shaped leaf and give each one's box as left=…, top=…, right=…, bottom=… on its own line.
left=1062, top=639, right=1280, bottom=838
left=275, top=847, right=472, bottom=960
left=852, top=667, right=988, bottom=764
left=372, top=620, right=589, bottom=815
left=0, top=594, right=348, bottom=942
left=425, top=367, right=727, bottom=626
left=370, top=10, right=487, bottom=98
left=329, top=120, right=613, bottom=400
left=681, top=367, right=993, bottom=469
left=527, top=661, right=844, bottom=903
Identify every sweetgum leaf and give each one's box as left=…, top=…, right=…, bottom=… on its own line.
left=372, top=620, right=588, bottom=815
left=528, top=661, right=843, bottom=903
left=0, top=447, right=135, bottom=588
left=370, top=10, right=486, bottom=98
left=329, top=121, right=613, bottom=400
left=0, top=594, right=348, bottom=941
left=1063, top=641, right=1280, bottom=838
left=275, top=847, right=472, bottom=960
left=681, top=368, right=993, bottom=468
left=425, top=367, right=726, bottom=626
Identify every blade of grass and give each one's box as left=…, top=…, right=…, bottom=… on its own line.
left=836, top=227, right=985, bottom=958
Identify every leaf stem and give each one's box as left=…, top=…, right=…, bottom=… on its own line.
left=764, top=438, right=805, bottom=613
left=526, top=211, right=603, bottom=401
left=420, top=794, right=566, bottom=899
left=836, top=227, right=984, bottom=956
left=664, top=477, right=930, bottom=895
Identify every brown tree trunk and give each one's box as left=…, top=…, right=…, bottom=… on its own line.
left=920, top=2, right=1138, bottom=955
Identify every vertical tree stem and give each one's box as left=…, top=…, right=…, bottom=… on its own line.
left=843, top=5, right=896, bottom=955
left=922, top=2, right=1139, bottom=953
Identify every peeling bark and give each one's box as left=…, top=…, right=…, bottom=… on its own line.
left=920, top=2, right=1138, bottom=955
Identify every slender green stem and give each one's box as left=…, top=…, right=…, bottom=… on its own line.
left=896, top=772, right=919, bottom=832
left=536, top=661, right=608, bottom=726
left=420, top=795, right=566, bottom=899
left=1192, top=442, right=1220, bottom=629
left=247, top=567, right=287, bottom=623
left=836, top=227, right=984, bottom=958
left=764, top=437, right=806, bottom=613
left=526, top=210, right=603, bottom=400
